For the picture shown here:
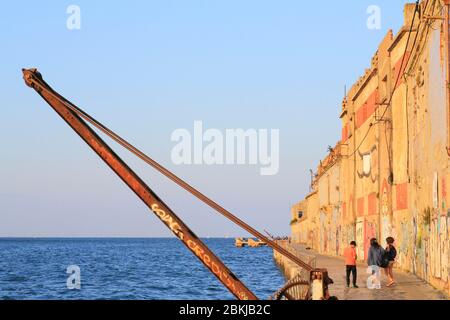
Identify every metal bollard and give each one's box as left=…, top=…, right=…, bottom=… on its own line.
left=310, top=269, right=335, bottom=300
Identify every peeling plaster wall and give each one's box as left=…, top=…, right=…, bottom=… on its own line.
left=406, top=23, right=450, bottom=291
left=294, top=1, right=450, bottom=295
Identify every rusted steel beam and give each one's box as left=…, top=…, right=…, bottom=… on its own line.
left=21, top=70, right=314, bottom=274
left=22, top=68, right=257, bottom=300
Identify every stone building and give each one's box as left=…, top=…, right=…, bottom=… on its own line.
left=291, top=0, right=450, bottom=294
left=291, top=143, right=341, bottom=256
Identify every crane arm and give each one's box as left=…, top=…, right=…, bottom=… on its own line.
left=22, top=68, right=257, bottom=300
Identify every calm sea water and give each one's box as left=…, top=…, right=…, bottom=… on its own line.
left=0, top=238, right=285, bottom=300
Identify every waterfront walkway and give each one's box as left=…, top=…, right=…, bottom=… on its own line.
left=295, top=245, right=448, bottom=300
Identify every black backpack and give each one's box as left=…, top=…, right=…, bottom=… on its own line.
left=379, top=249, right=390, bottom=268
left=389, top=246, right=397, bottom=260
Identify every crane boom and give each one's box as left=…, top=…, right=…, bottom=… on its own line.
left=22, top=68, right=332, bottom=300
left=22, top=68, right=257, bottom=300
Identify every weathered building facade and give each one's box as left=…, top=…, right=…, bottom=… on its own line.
left=290, top=0, right=450, bottom=294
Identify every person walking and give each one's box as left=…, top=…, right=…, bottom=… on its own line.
left=385, top=237, right=397, bottom=287
left=367, top=238, right=385, bottom=289
left=344, top=241, right=358, bottom=288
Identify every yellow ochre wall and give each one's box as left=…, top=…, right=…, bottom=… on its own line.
left=291, top=0, right=450, bottom=295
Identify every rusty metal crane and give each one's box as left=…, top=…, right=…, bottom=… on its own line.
left=22, top=68, right=333, bottom=300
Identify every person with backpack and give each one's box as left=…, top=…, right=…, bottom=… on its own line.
left=367, top=238, right=385, bottom=289
left=384, top=237, right=397, bottom=287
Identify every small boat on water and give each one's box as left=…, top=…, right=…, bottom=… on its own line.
left=247, top=238, right=267, bottom=247
left=235, top=238, right=246, bottom=247
left=235, top=238, right=267, bottom=248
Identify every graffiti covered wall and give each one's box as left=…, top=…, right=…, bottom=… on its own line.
left=293, top=1, right=450, bottom=295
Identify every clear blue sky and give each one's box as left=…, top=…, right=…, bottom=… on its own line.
left=0, top=1, right=407, bottom=237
